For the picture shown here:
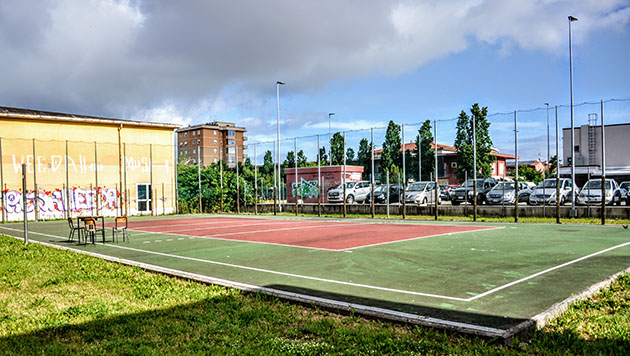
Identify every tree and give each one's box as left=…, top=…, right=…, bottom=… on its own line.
left=330, top=132, right=344, bottom=165
left=319, top=146, right=328, bottom=165
left=283, top=151, right=296, bottom=169
left=261, top=150, right=274, bottom=179
left=511, top=165, right=543, bottom=184
left=548, top=155, right=558, bottom=176
left=346, top=147, right=355, bottom=164
left=356, top=138, right=371, bottom=177
left=297, top=150, right=308, bottom=167
left=381, top=120, right=401, bottom=176
left=454, top=104, right=495, bottom=182
left=410, top=120, right=434, bottom=181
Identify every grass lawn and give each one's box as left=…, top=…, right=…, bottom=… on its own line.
left=0, top=234, right=628, bottom=355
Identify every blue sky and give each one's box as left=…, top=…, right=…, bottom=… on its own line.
left=1, top=1, right=629, bottom=162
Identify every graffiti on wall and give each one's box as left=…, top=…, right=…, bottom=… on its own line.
left=10, top=154, right=170, bottom=175
left=2, top=187, right=119, bottom=214
left=291, top=178, right=319, bottom=199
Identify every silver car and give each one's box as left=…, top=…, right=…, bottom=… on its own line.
left=528, top=178, right=578, bottom=206
left=577, top=179, right=623, bottom=206
left=404, top=181, right=440, bottom=205
left=485, top=181, right=533, bottom=205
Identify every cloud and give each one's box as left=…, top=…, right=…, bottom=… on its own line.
left=0, top=0, right=627, bottom=132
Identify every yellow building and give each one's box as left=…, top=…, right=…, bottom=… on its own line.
left=0, top=106, right=179, bottom=221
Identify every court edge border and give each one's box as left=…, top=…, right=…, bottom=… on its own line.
left=6, top=234, right=629, bottom=342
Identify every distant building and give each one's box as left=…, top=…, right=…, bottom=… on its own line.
left=560, top=122, right=630, bottom=185
left=374, top=142, right=514, bottom=185
left=177, top=121, right=247, bottom=168
left=506, top=159, right=547, bottom=173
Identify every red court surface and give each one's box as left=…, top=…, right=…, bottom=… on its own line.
left=117, top=217, right=499, bottom=250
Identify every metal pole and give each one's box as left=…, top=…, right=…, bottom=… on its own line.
left=371, top=128, right=375, bottom=219
left=272, top=141, right=276, bottom=215
left=174, top=130, right=179, bottom=215
left=236, top=143, right=240, bottom=214
left=472, top=114, right=477, bottom=222
left=118, top=125, right=123, bottom=216
left=254, top=143, right=258, bottom=215
left=569, top=15, right=578, bottom=218
left=94, top=142, right=99, bottom=215
left=32, top=139, right=38, bottom=221
left=66, top=140, right=70, bottom=218
left=22, top=164, right=28, bottom=244
left=197, top=148, right=202, bottom=213
left=514, top=111, right=519, bottom=223
left=220, top=150, right=224, bottom=213
left=544, top=103, right=549, bottom=218
left=434, top=120, right=438, bottom=220
left=402, top=124, right=406, bottom=219
left=150, top=144, right=153, bottom=216
left=329, top=113, right=334, bottom=166
left=294, top=137, right=298, bottom=216
left=0, top=137, right=4, bottom=223
left=601, top=100, right=606, bottom=225
left=418, top=129, right=422, bottom=181
left=555, top=105, right=561, bottom=224
left=276, top=81, right=285, bottom=213
left=386, top=171, right=390, bottom=219
left=124, top=143, right=128, bottom=216
left=317, top=135, right=321, bottom=217
left=343, top=131, right=347, bottom=218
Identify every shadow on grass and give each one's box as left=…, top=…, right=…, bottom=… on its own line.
left=1, top=291, right=628, bottom=355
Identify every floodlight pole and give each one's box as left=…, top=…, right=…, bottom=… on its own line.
left=254, top=143, right=258, bottom=215
left=371, top=127, right=375, bottom=219
left=514, top=110, right=519, bottom=223
left=545, top=102, right=550, bottom=217
left=294, top=137, right=298, bottom=216
left=197, top=149, right=202, bottom=214
left=343, top=131, right=347, bottom=218
left=317, top=134, right=321, bottom=217
left=418, top=129, right=422, bottom=181
left=276, top=81, right=285, bottom=213
left=569, top=15, right=578, bottom=218
left=402, top=124, right=406, bottom=219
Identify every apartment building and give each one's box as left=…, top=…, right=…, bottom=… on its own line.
left=177, top=121, right=247, bottom=168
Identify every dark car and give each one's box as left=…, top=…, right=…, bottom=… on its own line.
left=450, top=178, right=498, bottom=205
left=365, top=184, right=403, bottom=204
left=439, top=185, right=450, bottom=201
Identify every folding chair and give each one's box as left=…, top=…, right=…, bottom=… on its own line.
left=112, top=216, right=128, bottom=242
left=83, top=218, right=98, bottom=244
left=67, top=217, right=82, bottom=243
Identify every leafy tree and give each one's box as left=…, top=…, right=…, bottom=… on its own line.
left=346, top=147, right=355, bottom=164
left=297, top=150, right=308, bottom=167
left=330, top=132, right=344, bottom=165
left=261, top=150, right=274, bottom=178
left=511, top=165, right=543, bottom=184
left=283, top=151, right=296, bottom=169
left=454, top=104, right=495, bottom=182
left=408, top=120, right=434, bottom=181
left=356, top=138, right=371, bottom=178
left=319, top=146, right=328, bottom=164
left=548, top=155, right=558, bottom=176
left=381, top=120, right=401, bottom=175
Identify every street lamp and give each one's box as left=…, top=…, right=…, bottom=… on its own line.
left=276, top=81, right=285, bottom=210
left=328, top=113, right=334, bottom=165
left=569, top=15, right=578, bottom=217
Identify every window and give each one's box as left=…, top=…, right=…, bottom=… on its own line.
left=214, top=139, right=218, bottom=144
left=179, top=142, right=183, bottom=146
left=184, top=132, right=187, bottom=137
left=214, top=158, right=217, bottom=163
left=184, top=141, right=187, bottom=145
left=227, top=139, right=235, bottom=145
left=227, top=147, right=235, bottom=154
left=197, top=130, right=200, bottom=135
left=193, top=149, right=196, bottom=154
left=227, top=156, right=235, bottom=163
left=214, top=148, right=217, bottom=154
left=574, top=145, right=580, bottom=153
left=137, top=184, right=152, bottom=213
left=227, top=130, right=235, bottom=136
left=214, top=130, right=217, bottom=135
left=192, top=131, right=196, bottom=136
left=197, top=139, right=201, bottom=144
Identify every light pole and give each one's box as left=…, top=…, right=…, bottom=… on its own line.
left=276, top=81, right=285, bottom=211
left=545, top=102, right=550, bottom=216
left=328, top=113, right=334, bottom=165
left=569, top=15, right=578, bottom=217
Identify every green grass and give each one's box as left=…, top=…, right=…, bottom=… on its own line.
left=0, top=235, right=628, bottom=355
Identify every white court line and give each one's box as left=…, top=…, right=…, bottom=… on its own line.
left=2, top=225, right=627, bottom=302
left=129, top=220, right=298, bottom=232
left=467, top=241, right=630, bottom=301
left=0, top=227, right=467, bottom=302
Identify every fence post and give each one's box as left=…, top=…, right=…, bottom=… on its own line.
left=371, top=128, right=375, bottom=219
left=343, top=131, right=347, bottom=218
left=22, top=164, right=28, bottom=244
left=0, top=137, right=4, bottom=223
left=601, top=100, right=606, bottom=225
left=32, top=139, right=38, bottom=221
left=386, top=171, right=390, bottom=219
left=434, top=120, right=438, bottom=221
left=150, top=144, right=154, bottom=216
left=555, top=106, right=560, bottom=224
left=317, top=134, right=321, bottom=217
left=254, top=143, right=258, bottom=215
left=294, top=137, right=298, bottom=216
left=472, top=114, right=477, bottom=222
left=514, top=110, right=519, bottom=223
left=236, top=143, right=240, bottom=214
left=94, top=141, right=99, bottom=215
left=402, top=124, right=406, bottom=220
left=197, top=148, right=202, bottom=214
left=220, top=151, right=224, bottom=213
left=124, top=143, right=128, bottom=216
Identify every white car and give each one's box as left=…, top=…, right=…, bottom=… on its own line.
left=577, top=178, right=623, bottom=206
left=528, top=178, right=579, bottom=206
left=327, top=180, right=371, bottom=204
left=404, top=181, right=440, bottom=205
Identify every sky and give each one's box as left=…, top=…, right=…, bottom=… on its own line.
left=1, top=0, right=629, bottom=162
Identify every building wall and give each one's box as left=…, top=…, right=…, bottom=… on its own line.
left=177, top=124, right=247, bottom=168
left=0, top=116, right=176, bottom=221
left=563, top=124, right=630, bottom=167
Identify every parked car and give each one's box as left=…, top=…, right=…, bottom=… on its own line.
left=450, top=178, right=497, bottom=205
left=577, top=178, right=623, bottom=206
left=365, top=184, right=403, bottom=204
left=439, top=185, right=450, bottom=201
left=619, top=181, right=630, bottom=204
left=485, top=181, right=534, bottom=205
left=528, top=178, right=579, bottom=206
left=404, top=181, right=441, bottom=205
left=327, top=180, right=372, bottom=204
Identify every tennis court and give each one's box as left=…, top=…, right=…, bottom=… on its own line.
left=1, top=215, right=629, bottom=339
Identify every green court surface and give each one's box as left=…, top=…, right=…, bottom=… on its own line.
left=2, top=214, right=629, bottom=337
